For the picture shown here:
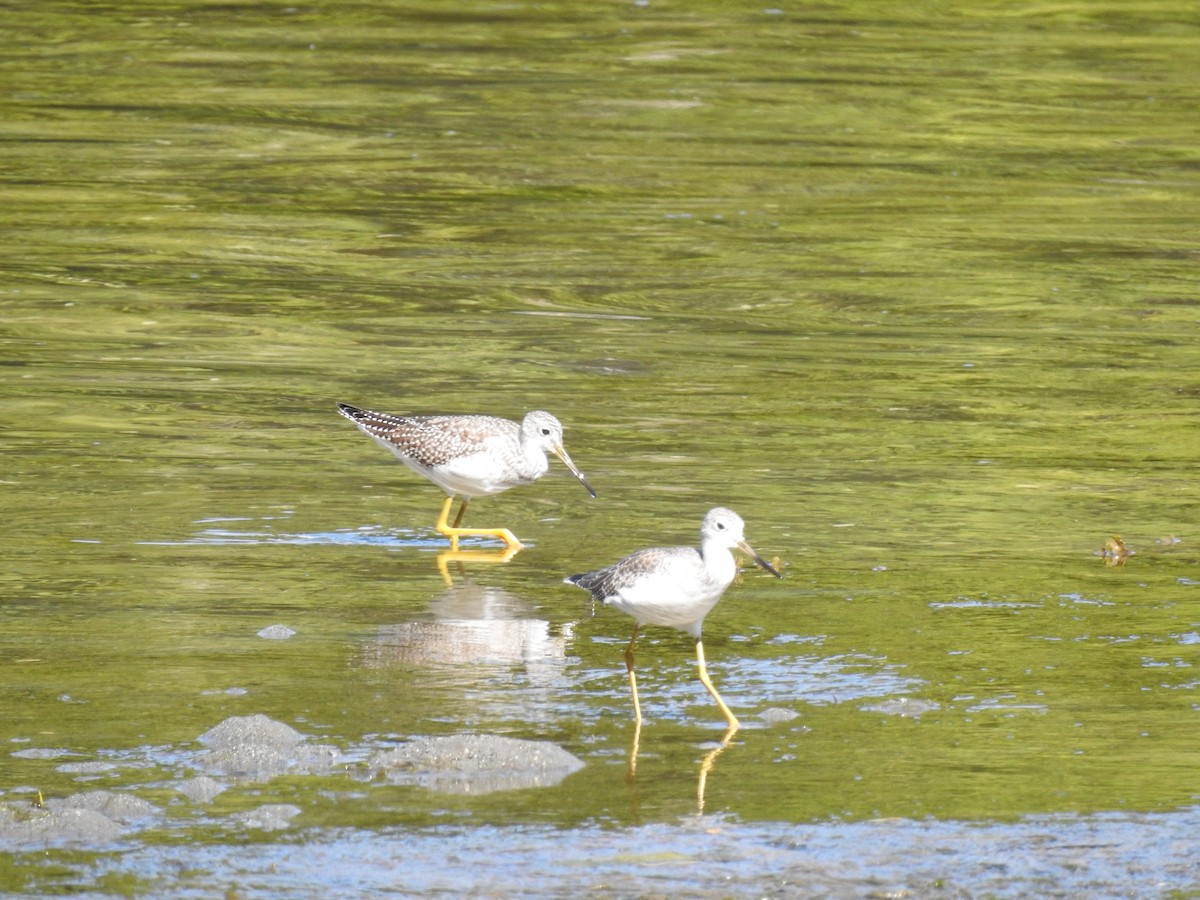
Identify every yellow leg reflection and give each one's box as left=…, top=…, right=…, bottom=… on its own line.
left=434, top=496, right=525, bottom=551
left=624, top=719, right=739, bottom=815
left=435, top=545, right=521, bottom=586
left=626, top=716, right=642, bottom=784
left=696, top=725, right=738, bottom=815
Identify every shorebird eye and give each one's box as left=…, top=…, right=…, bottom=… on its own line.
left=540, top=427, right=552, bottom=436
left=716, top=521, right=726, bottom=530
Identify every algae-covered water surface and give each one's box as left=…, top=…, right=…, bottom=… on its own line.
left=2, top=1, right=1198, bottom=895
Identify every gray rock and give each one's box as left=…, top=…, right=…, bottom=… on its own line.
left=0, top=803, right=123, bottom=846
left=195, top=714, right=342, bottom=780
left=230, top=803, right=302, bottom=831
left=861, top=697, right=940, bottom=718
left=368, top=734, right=584, bottom=795
left=257, top=624, right=297, bottom=640
left=56, top=760, right=118, bottom=775
left=51, top=790, right=158, bottom=824
left=759, top=707, right=801, bottom=723
left=197, top=714, right=305, bottom=750
left=176, top=776, right=226, bottom=804
left=10, top=747, right=75, bottom=760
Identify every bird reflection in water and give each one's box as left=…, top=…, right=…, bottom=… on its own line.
left=360, top=581, right=574, bottom=706
left=435, top=545, right=520, bottom=585
left=626, top=719, right=739, bottom=816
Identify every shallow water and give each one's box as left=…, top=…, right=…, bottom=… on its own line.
left=2, top=0, right=1199, bottom=895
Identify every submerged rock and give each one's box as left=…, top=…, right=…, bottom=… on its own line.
left=368, top=734, right=584, bottom=795
left=195, top=714, right=342, bottom=780
left=0, top=805, right=124, bottom=846
left=176, top=776, right=226, bottom=804
left=257, top=624, right=297, bottom=640
left=230, top=803, right=302, bottom=832
left=861, top=697, right=940, bottom=718
left=9, top=747, right=75, bottom=760
left=0, top=790, right=158, bottom=847
left=759, top=707, right=801, bottom=723
left=50, top=790, right=158, bottom=824
left=56, top=760, right=119, bottom=775
left=198, top=714, right=305, bottom=750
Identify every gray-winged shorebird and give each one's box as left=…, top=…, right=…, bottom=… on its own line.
left=565, top=507, right=781, bottom=731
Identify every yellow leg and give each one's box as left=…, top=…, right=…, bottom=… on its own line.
left=695, top=638, right=740, bottom=732
left=434, top=496, right=524, bottom=549
left=625, top=625, right=643, bottom=723
left=435, top=496, right=460, bottom=550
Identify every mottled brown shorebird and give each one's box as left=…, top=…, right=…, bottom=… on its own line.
left=337, top=402, right=595, bottom=549
left=565, top=507, right=781, bottom=731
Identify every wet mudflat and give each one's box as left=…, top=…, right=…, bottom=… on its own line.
left=1, top=715, right=582, bottom=845
left=4, top=710, right=1198, bottom=897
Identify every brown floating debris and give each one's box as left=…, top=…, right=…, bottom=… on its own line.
left=1099, top=534, right=1131, bottom=567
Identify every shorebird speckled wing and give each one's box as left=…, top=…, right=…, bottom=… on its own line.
left=337, top=402, right=595, bottom=549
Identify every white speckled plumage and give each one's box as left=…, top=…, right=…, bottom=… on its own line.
left=337, top=402, right=594, bottom=548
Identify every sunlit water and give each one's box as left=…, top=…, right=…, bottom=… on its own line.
left=2, top=1, right=1198, bottom=895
